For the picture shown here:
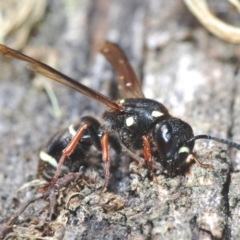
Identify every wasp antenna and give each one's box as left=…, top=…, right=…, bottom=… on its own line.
left=187, top=135, right=240, bottom=150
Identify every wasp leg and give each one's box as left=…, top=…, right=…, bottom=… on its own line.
left=40, top=123, right=91, bottom=192
left=142, top=135, right=157, bottom=182
left=101, top=132, right=111, bottom=192
left=188, top=152, right=214, bottom=169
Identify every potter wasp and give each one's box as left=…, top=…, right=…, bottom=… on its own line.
left=1, top=41, right=240, bottom=192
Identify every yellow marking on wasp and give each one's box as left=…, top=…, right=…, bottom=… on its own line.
left=178, top=146, right=190, bottom=154
left=119, top=99, right=125, bottom=104
left=126, top=116, right=135, bottom=126
left=151, top=111, right=164, bottom=117
left=39, top=151, right=58, bottom=168
left=68, top=124, right=77, bottom=136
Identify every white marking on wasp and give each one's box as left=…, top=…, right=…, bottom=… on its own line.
left=126, top=116, right=135, bottom=126
left=151, top=110, right=164, bottom=117
left=119, top=99, right=125, bottom=104
left=178, top=146, right=190, bottom=154
left=68, top=124, right=77, bottom=136
left=39, top=151, right=58, bottom=168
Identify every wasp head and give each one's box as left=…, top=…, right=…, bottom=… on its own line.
left=153, top=118, right=194, bottom=174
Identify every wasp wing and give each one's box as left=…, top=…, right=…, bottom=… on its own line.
left=0, top=44, right=123, bottom=112
left=100, top=41, right=144, bottom=98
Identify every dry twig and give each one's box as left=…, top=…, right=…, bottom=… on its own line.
left=184, top=0, right=240, bottom=43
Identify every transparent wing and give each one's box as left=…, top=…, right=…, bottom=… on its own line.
left=100, top=41, right=144, bottom=98
left=0, top=44, right=123, bottom=112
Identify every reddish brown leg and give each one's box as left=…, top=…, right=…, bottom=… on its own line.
left=187, top=152, right=214, bottom=169
left=142, top=135, right=157, bottom=182
left=40, top=123, right=91, bottom=192
left=101, top=132, right=110, bottom=192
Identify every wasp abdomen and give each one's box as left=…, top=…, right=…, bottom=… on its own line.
left=37, top=116, right=102, bottom=181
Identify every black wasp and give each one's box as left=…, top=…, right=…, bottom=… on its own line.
left=1, top=41, right=240, bottom=192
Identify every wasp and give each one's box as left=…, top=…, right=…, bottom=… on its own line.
left=1, top=41, right=240, bottom=192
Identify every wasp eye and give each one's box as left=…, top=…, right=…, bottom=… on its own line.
left=160, top=124, right=171, bottom=142
left=155, top=123, right=177, bottom=159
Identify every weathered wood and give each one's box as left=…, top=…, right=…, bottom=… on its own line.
left=1, top=0, right=240, bottom=239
